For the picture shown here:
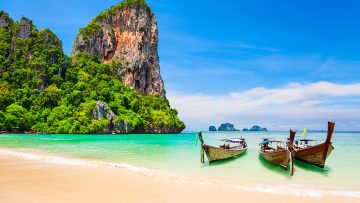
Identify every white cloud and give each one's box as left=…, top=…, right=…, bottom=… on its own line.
left=167, top=81, right=360, bottom=131
left=300, top=100, right=323, bottom=107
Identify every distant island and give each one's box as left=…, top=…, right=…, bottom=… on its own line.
left=243, top=125, right=268, bottom=131
left=209, top=123, right=239, bottom=131
left=209, top=126, right=217, bottom=131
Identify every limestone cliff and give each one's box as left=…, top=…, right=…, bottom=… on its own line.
left=72, top=0, right=165, bottom=98
left=0, top=4, right=185, bottom=134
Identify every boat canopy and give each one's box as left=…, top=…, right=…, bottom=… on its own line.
left=260, top=138, right=274, bottom=144
left=261, top=138, right=284, bottom=144
left=300, top=139, right=316, bottom=142
left=220, top=138, right=245, bottom=143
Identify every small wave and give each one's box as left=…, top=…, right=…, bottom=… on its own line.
left=0, top=148, right=359, bottom=199
left=50, top=138, right=78, bottom=141
left=0, top=148, right=176, bottom=177
left=86, top=149, right=100, bottom=152
left=35, top=138, right=78, bottom=141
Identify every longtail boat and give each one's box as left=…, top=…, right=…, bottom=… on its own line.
left=25, top=130, right=38, bottom=134
left=259, top=130, right=295, bottom=175
left=197, top=132, right=247, bottom=163
left=290, top=121, right=335, bottom=168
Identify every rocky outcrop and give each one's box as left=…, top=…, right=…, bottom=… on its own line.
left=17, top=18, right=32, bottom=38
left=0, top=11, right=10, bottom=28
left=72, top=0, right=166, bottom=98
left=92, top=101, right=182, bottom=134
left=209, top=126, right=217, bottom=131
left=145, top=124, right=183, bottom=134
left=93, top=101, right=115, bottom=121
left=243, top=125, right=268, bottom=132
left=93, top=101, right=132, bottom=133
left=113, top=121, right=132, bottom=133
left=218, top=123, right=239, bottom=131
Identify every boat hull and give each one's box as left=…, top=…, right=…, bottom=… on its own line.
left=260, top=149, right=290, bottom=169
left=294, top=142, right=334, bottom=167
left=203, top=145, right=247, bottom=163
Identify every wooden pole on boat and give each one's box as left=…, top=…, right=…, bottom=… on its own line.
left=289, top=151, right=294, bottom=176
left=289, top=129, right=296, bottom=151
left=322, top=121, right=335, bottom=164
left=198, top=131, right=205, bottom=163
left=201, top=147, right=204, bottom=163
left=325, top=121, right=335, bottom=144
left=197, top=131, right=204, bottom=145
left=289, top=129, right=296, bottom=176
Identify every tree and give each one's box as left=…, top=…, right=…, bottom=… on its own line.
left=43, top=84, right=61, bottom=107
left=5, top=104, right=34, bottom=131
left=0, top=110, right=5, bottom=130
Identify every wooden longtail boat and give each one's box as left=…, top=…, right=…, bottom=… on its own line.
left=290, top=121, right=335, bottom=168
left=259, top=130, right=295, bottom=175
left=25, top=130, right=38, bottom=134
left=197, top=132, right=247, bottom=163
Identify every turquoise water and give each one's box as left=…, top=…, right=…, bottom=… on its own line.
left=0, top=131, right=359, bottom=194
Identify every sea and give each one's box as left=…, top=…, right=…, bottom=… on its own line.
left=0, top=131, right=359, bottom=198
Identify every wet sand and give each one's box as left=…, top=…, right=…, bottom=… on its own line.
left=0, top=150, right=358, bottom=203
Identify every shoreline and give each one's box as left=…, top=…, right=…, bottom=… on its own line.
left=2, top=131, right=360, bottom=135
left=0, top=148, right=359, bottom=203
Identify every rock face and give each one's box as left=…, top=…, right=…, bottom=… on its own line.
left=218, top=123, right=239, bottom=131
left=93, top=101, right=115, bottom=121
left=209, top=126, right=217, bottom=131
left=114, top=121, right=132, bottom=134
left=0, top=11, right=10, bottom=28
left=243, top=125, right=268, bottom=132
left=72, top=0, right=165, bottom=98
left=17, top=18, right=32, bottom=38
left=93, top=101, right=132, bottom=133
left=92, top=101, right=183, bottom=134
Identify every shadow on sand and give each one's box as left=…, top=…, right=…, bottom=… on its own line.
left=293, top=159, right=331, bottom=176
left=258, top=155, right=291, bottom=177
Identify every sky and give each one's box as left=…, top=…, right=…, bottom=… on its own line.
left=1, top=0, right=360, bottom=131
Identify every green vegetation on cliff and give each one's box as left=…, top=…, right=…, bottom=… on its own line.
left=0, top=11, right=185, bottom=134
left=78, top=0, right=151, bottom=45
left=96, top=0, right=151, bottom=21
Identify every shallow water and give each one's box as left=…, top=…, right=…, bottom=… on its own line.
left=0, top=131, right=359, bottom=196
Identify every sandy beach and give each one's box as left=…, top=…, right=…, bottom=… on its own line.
left=0, top=149, right=358, bottom=203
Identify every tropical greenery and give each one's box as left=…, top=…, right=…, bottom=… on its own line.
left=78, top=0, right=151, bottom=45
left=0, top=10, right=185, bottom=134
